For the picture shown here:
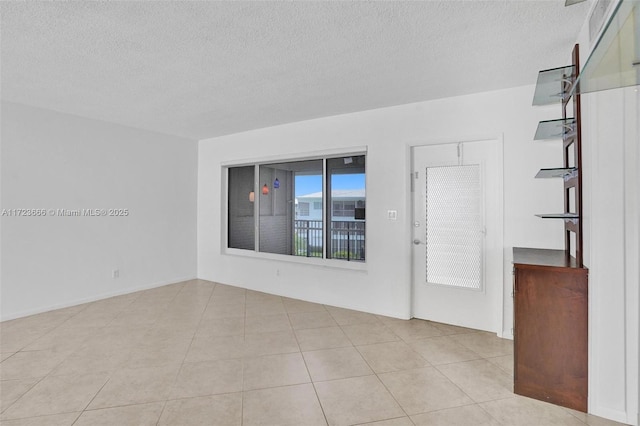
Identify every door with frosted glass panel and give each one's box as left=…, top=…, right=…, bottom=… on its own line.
left=411, top=140, right=503, bottom=333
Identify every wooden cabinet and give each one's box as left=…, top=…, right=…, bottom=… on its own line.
left=513, top=247, right=588, bottom=412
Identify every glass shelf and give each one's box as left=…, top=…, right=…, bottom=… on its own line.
left=571, top=0, right=640, bottom=95
left=535, top=168, right=577, bottom=178
left=534, top=118, right=576, bottom=140
left=532, top=66, right=575, bottom=105
left=535, top=213, right=580, bottom=219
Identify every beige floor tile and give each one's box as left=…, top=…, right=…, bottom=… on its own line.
left=58, top=311, right=120, bottom=328
left=563, top=408, right=628, bottom=426
left=356, top=341, right=429, bottom=373
left=378, top=367, right=473, bottom=415
left=437, top=359, right=512, bottom=402
left=184, top=335, right=245, bottom=363
left=171, top=358, right=243, bottom=398
left=450, top=332, right=513, bottom=358
left=243, top=352, right=310, bottom=390
left=479, top=396, right=585, bottom=426
left=3, top=320, right=51, bottom=336
left=0, top=349, right=71, bottom=380
left=341, top=323, right=400, bottom=345
left=126, top=337, right=192, bottom=369
left=283, top=298, right=327, bottom=313
left=154, top=314, right=202, bottom=329
left=314, top=375, right=404, bottom=426
left=375, top=315, right=410, bottom=327
left=23, top=326, right=99, bottom=352
left=385, top=319, right=442, bottom=341
left=143, top=325, right=197, bottom=343
left=289, top=311, right=338, bottom=330
left=1, top=373, right=108, bottom=420
left=107, top=309, right=162, bottom=327
left=0, top=412, right=80, bottom=426
left=356, top=417, right=414, bottom=426
left=3, top=313, right=67, bottom=333
left=411, top=404, right=500, bottom=425
left=74, top=402, right=164, bottom=426
left=160, top=393, right=242, bottom=426
left=244, top=313, right=292, bottom=334
left=201, top=303, right=246, bottom=320
left=246, top=290, right=282, bottom=303
left=243, top=383, right=326, bottom=426
left=295, top=326, right=352, bottom=351
left=195, top=316, right=244, bottom=337
left=207, top=295, right=246, bottom=307
left=486, top=354, right=514, bottom=377
left=4, top=284, right=631, bottom=426
left=211, top=285, right=246, bottom=301
left=409, top=335, right=482, bottom=366
left=87, top=365, right=179, bottom=409
left=80, top=324, right=151, bottom=348
left=243, top=330, right=299, bottom=357
left=429, top=322, right=480, bottom=336
left=0, top=378, right=40, bottom=412
left=0, top=326, right=56, bottom=353
left=245, top=290, right=282, bottom=303
left=325, top=306, right=381, bottom=326
left=303, top=346, right=373, bottom=382
left=245, top=300, right=286, bottom=317
left=50, top=344, right=131, bottom=376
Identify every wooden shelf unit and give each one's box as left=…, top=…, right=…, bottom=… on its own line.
left=514, top=44, right=589, bottom=413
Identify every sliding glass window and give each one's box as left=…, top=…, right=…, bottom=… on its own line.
left=226, top=154, right=365, bottom=262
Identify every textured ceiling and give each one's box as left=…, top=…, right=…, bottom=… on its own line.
left=1, top=1, right=590, bottom=140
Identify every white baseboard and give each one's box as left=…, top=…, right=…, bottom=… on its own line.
left=589, top=405, right=633, bottom=425
left=1, top=275, right=197, bottom=322
left=500, top=328, right=514, bottom=340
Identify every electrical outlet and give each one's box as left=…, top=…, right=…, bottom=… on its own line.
left=112, top=269, right=119, bottom=279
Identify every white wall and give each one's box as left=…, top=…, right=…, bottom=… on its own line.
left=573, top=1, right=639, bottom=422
left=581, top=85, right=639, bottom=425
left=0, top=102, right=198, bottom=320
left=198, top=84, right=565, bottom=333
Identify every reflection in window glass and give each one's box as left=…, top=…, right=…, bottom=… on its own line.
left=227, top=166, right=255, bottom=250
left=327, top=156, right=366, bottom=261
left=294, top=167, right=323, bottom=258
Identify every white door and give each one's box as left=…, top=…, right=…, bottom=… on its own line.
left=411, top=140, right=503, bottom=332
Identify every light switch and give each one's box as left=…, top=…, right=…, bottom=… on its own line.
left=387, top=210, right=397, bottom=220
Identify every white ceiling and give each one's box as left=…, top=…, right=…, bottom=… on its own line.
left=1, top=1, right=590, bottom=140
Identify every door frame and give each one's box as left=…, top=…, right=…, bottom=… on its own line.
left=407, top=135, right=505, bottom=337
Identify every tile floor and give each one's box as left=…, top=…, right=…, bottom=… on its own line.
left=0, top=279, right=627, bottom=426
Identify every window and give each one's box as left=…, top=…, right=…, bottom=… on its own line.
left=226, top=154, right=366, bottom=262
left=332, top=201, right=356, bottom=217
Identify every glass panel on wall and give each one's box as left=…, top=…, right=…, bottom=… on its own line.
left=228, top=166, right=255, bottom=250
left=326, top=155, right=366, bottom=261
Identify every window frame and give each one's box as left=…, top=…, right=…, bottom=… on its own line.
left=221, top=148, right=367, bottom=270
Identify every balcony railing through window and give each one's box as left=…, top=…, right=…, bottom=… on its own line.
left=294, top=220, right=365, bottom=261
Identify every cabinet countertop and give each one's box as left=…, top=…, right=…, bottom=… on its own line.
left=513, top=247, right=587, bottom=271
